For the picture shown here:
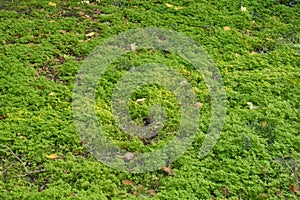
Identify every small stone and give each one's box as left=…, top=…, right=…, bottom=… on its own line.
left=123, top=152, right=134, bottom=161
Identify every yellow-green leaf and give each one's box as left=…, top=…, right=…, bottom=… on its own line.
left=46, top=153, right=59, bottom=159
left=165, top=3, right=173, bottom=8
left=49, top=2, right=57, bottom=7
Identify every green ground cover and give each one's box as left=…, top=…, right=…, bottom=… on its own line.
left=0, top=0, right=299, bottom=199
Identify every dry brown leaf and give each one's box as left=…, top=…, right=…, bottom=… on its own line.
left=289, top=184, right=300, bottom=193
left=133, top=191, right=138, bottom=196
left=149, top=189, right=156, bottom=196
left=122, top=180, right=134, bottom=185
left=84, top=15, right=92, bottom=19
left=49, top=2, right=57, bottom=7
left=67, top=6, right=72, bottom=10
left=79, top=11, right=85, bottom=16
left=222, top=186, right=230, bottom=195
left=275, top=189, right=281, bottom=196
left=224, top=26, right=231, bottom=31
left=0, top=115, right=6, bottom=120
left=162, top=163, right=174, bottom=176
left=59, top=30, right=67, bottom=34
left=259, top=193, right=269, bottom=199
left=194, top=102, right=203, bottom=109
left=46, top=153, right=59, bottom=159
left=262, top=121, right=267, bottom=128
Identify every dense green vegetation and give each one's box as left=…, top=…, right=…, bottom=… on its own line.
left=0, top=0, right=299, bottom=199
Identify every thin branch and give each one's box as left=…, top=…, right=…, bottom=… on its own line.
left=19, top=169, right=46, bottom=177
left=0, top=144, right=28, bottom=173
left=3, top=169, right=46, bottom=181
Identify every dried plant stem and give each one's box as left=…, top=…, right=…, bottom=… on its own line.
left=0, top=144, right=28, bottom=173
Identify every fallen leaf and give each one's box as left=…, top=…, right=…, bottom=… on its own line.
left=123, top=152, right=134, bottom=161
left=69, top=193, right=76, bottom=197
left=27, top=43, right=34, bottom=48
left=182, top=69, right=190, bottom=76
left=136, top=98, right=145, bottom=103
left=250, top=51, right=257, bottom=55
left=222, top=186, right=230, bottom=195
left=79, top=11, right=85, bottom=16
left=162, top=163, right=174, bottom=176
left=46, top=153, right=59, bottom=159
left=247, top=102, right=258, bottom=110
left=84, top=15, right=92, bottom=19
left=67, top=6, right=72, bottom=10
left=130, top=43, right=137, bottom=51
left=81, top=0, right=90, bottom=4
left=49, top=20, right=56, bottom=22
left=85, top=32, right=95, bottom=37
left=262, top=121, right=267, bottom=128
left=165, top=3, right=174, bottom=8
left=240, top=6, right=247, bottom=12
left=275, top=189, right=281, bottom=196
left=258, top=193, right=269, bottom=199
left=123, top=180, right=134, bottom=185
left=174, top=6, right=185, bottom=10
left=223, top=26, right=231, bottom=31
left=49, top=2, right=57, bottom=7
left=194, top=102, right=203, bottom=109
left=133, top=191, right=138, bottom=196
left=49, top=92, right=55, bottom=96
left=149, top=189, right=156, bottom=196
left=289, top=184, right=300, bottom=193
left=59, top=30, right=67, bottom=34
left=54, top=56, right=65, bottom=64
left=0, top=115, right=6, bottom=120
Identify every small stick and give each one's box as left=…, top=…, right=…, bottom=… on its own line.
left=3, top=169, right=46, bottom=180
left=19, top=169, right=46, bottom=177
left=0, top=144, right=28, bottom=173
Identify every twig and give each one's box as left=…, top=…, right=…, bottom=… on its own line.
left=0, top=144, right=28, bottom=173
left=19, top=169, right=46, bottom=177
left=3, top=169, right=46, bottom=181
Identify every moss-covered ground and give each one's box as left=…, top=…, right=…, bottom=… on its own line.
left=0, top=0, right=299, bottom=199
